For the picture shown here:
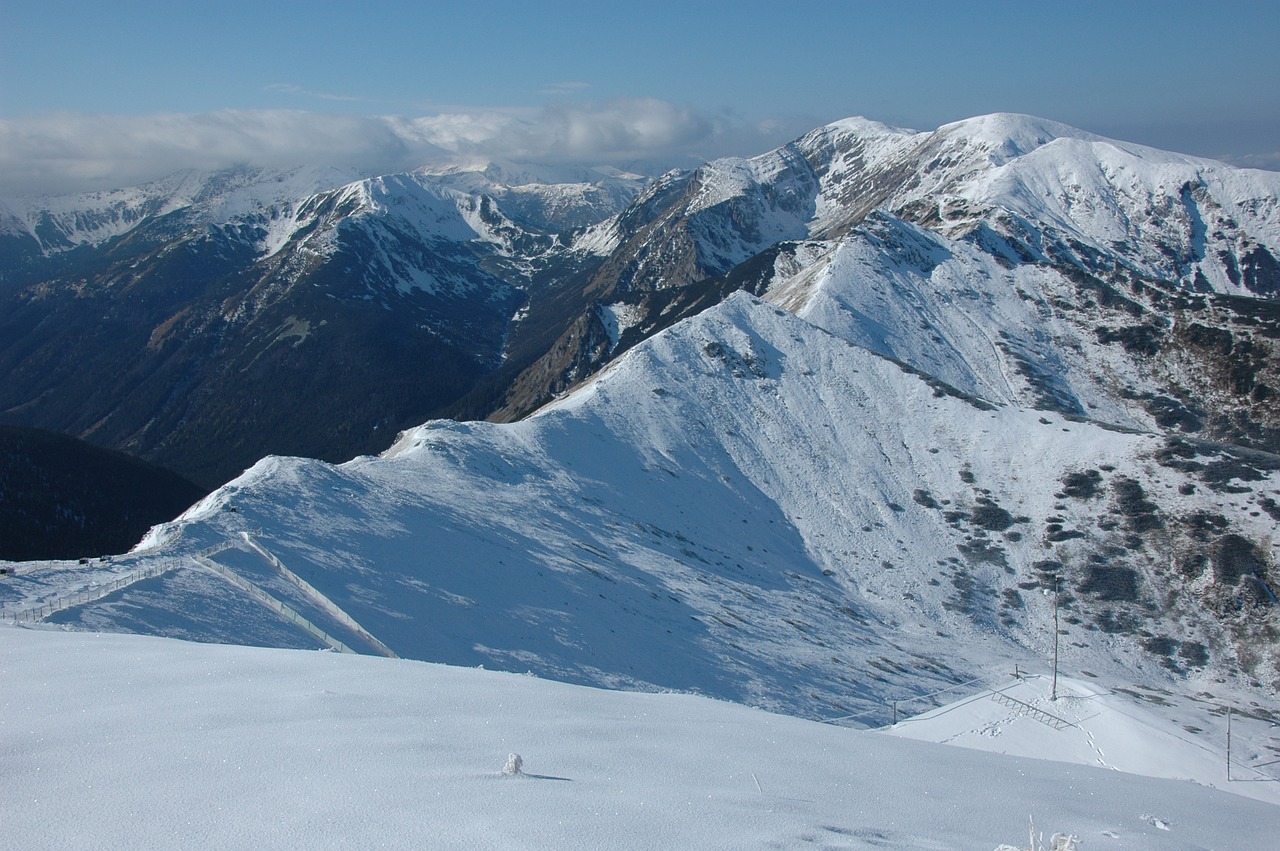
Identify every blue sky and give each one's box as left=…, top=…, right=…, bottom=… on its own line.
left=2, top=0, right=1277, bottom=194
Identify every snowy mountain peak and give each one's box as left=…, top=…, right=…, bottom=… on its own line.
left=934, top=112, right=1106, bottom=164
left=820, top=115, right=915, bottom=139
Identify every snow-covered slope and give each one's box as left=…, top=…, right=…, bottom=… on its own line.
left=6, top=293, right=1277, bottom=725
left=5, top=628, right=1278, bottom=849
left=811, top=112, right=1280, bottom=296
left=921, top=115, right=1280, bottom=294
left=886, top=672, right=1280, bottom=807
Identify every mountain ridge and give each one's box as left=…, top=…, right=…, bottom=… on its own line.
left=8, top=290, right=1277, bottom=726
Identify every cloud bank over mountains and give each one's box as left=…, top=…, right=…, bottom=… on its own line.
left=0, top=99, right=793, bottom=197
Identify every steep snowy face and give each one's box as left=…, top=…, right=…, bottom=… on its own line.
left=575, top=123, right=917, bottom=293
left=22, top=293, right=1278, bottom=723
left=767, top=213, right=1109, bottom=414
left=255, top=173, right=535, bottom=302
left=571, top=166, right=783, bottom=293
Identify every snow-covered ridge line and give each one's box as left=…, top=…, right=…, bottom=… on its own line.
left=18, top=290, right=1279, bottom=728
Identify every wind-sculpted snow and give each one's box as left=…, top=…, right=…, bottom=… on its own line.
left=14, top=293, right=1278, bottom=726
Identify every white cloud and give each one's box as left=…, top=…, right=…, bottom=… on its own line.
left=0, top=110, right=440, bottom=197
left=1220, top=151, right=1280, bottom=172
left=402, top=98, right=726, bottom=164
left=264, top=83, right=363, bottom=103
left=0, top=100, right=804, bottom=197
left=540, top=81, right=591, bottom=97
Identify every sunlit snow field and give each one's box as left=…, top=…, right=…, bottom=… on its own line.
left=4, top=627, right=1279, bottom=850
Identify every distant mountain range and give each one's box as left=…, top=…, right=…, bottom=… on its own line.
left=0, top=162, right=642, bottom=486
left=3, top=114, right=1277, bottom=492
left=2, top=113, right=1280, bottom=491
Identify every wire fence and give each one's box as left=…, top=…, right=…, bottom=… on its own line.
left=819, top=673, right=992, bottom=728
left=3, top=563, right=172, bottom=624
left=1225, top=707, right=1280, bottom=783
left=240, top=533, right=397, bottom=658
left=2, top=541, right=234, bottom=624
left=1, top=536, right=386, bottom=658
left=193, top=556, right=357, bottom=655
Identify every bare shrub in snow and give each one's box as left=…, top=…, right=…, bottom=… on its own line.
left=995, top=816, right=1078, bottom=850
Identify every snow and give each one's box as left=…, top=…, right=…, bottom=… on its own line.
left=5, top=293, right=1277, bottom=730
left=887, top=673, right=1280, bottom=807
left=6, top=165, right=362, bottom=251
left=4, top=627, right=1278, bottom=850
left=934, top=113, right=1107, bottom=166
left=597, top=301, right=646, bottom=350
left=764, top=212, right=1151, bottom=425
left=678, top=111, right=1280, bottom=298
left=5, top=113, right=1280, bottom=848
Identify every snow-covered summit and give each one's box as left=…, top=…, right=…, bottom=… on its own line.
left=934, top=112, right=1110, bottom=165
left=571, top=111, right=1280, bottom=303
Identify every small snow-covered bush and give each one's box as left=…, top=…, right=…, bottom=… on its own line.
left=502, top=753, right=523, bottom=775
left=995, top=816, right=1078, bottom=851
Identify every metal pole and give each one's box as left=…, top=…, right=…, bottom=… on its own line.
left=1051, top=578, right=1060, bottom=701
left=1227, top=708, right=1232, bottom=782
